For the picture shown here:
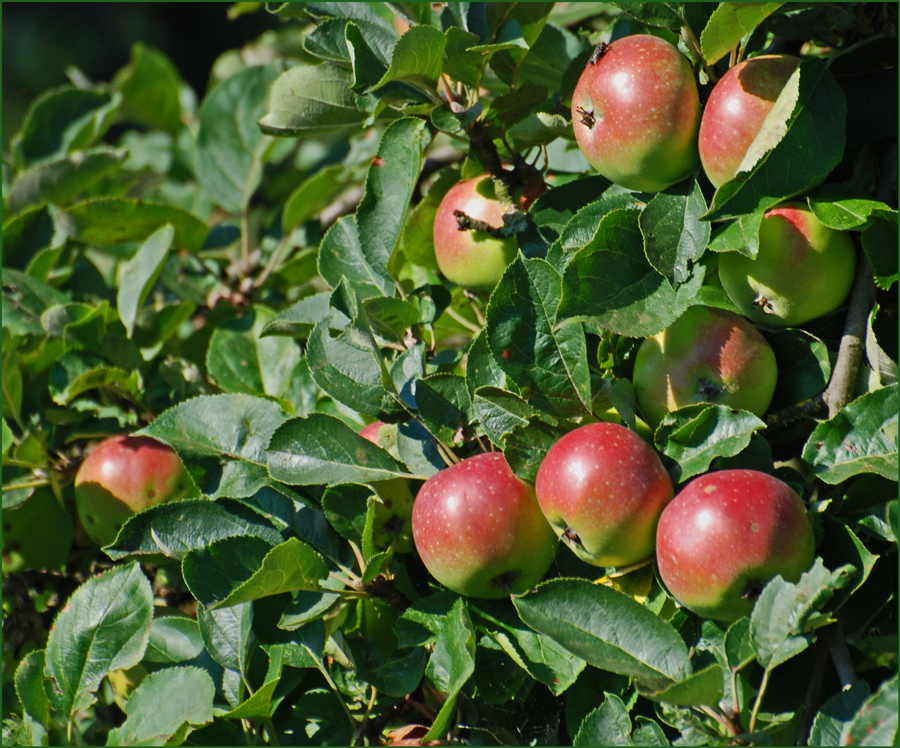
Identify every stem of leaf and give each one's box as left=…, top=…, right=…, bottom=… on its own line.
left=444, top=305, right=481, bottom=334
left=348, top=540, right=367, bottom=576
left=253, top=233, right=291, bottom=289
left=748, top=667, right=771, bottom=733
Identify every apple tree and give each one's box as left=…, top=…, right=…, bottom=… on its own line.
left=2, top=2, right=897, bottom=746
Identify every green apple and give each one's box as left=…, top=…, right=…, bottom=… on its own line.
left=3, top=488, right=74, bottom=573
left=75, top=435, right=195, bottom=547
left=656, top=469, right=815, bottom=621
left=571, top=34, right=701, bottom=192
left=718, top=203, right=857, bottom=328
left=633, top=306, right=778, bottom=428
left=535, top=422, right=674, bottom=567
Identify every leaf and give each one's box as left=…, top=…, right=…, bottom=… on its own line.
left=5, top=147, right=126, bottom=216
left=655, top=405, right=767, bottom=483
left=608, top=3, right=684, bottom=28
left=197, top=602, right=254, bottom=674
left=111, top=43, right=185, bottom=135
left=105, top=497, right=283, bottom=560
left=802, top=384, right=898, bottom=484
left=362, top=646, right=428, bottom=699
left=1, top=417, right=13, bottom=460
left=369, top=24, right=446, bottom=95
left=766, top=329, right=831, bottom=411
left=15, top=651, right=50, bottom=729
left=750, top=559, right=854, bottom=670
left=206, top=307, right=302, bottom=401
left=106, top=666, right=215, bottom=746
left=841, top=674, right=897, bottom=746
left=508, top=112, right=571, bottom=150
left=143, top=616, right=205, bottom=665
left=639, top=663, right=724, bottom=707
left=472, top=386, right=541, bottom=447
left=266, top=412, right=409, bottom=486
left=2, top=268, right=70, bottom=338
left=503, top=415, right=571, bottom=483
left=258, top=63, right=368, bottom=136
left=866, top=304, right=898, bottom=387
left=557, top=209, right=705, bottom=338
left=485, top=256, right=591, bottom=415
left=700, top=3, right=784, bottom=65
left=574, top=693, right=635, bottom=746
left=724, top=618, right=755, bottom=671
left=282, top=165, right=347, bottom=233
left=416, top=374, right=474, bottom=446
left=640, top=180, right=711, bottom=286
left=705, top=59, right=846, bottom=222
left=513, top=578, right=692, bottom=691
left=195, top=64, right=279, bottom=213
left=2, top=204, right=57, bottom=271
left=48, top=351, right=143, bottom=406
left=861, top=211, right=898, bottom=290
left=806, top=185, right=894, bottom=231
left=117, top=224, right=174, bottom=338
left=220, top=646, right=284, bottom=719
left=519, top=175, right=610, bottom=257
left=808, top=680, right=871, bottom=747
left=44, top=562, right=153, bottom=719
left=59, top=197, right=209, bottom=251
left=422, top=599, right=476, bottom=743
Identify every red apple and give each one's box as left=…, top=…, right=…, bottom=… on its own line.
left=535, top=422, right=674, bottom=567
left=718, top=203, right=857, bottom=328
left=359, top=421, right=416, bottom=553
left=698, top=55, right=801, bottom=188
left=656, top=469, right=816, bottom=621
left=632, top=306, right=778, bottom=429
left=411, top=452, right=557, bottom=599
left=74, top=435, right=195, bottom=546
left=432, top=175, right=519, bottom=290
left=571, top=34, right=701, bottom=192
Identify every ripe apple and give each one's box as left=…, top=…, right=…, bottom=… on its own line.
left=359, top=421, right=416, bottom=553
left=718, top=203, right=857, bottom=328
left=411, top=452, right=557, bottom=599
left=535, top=422, right=674, bottom=567
left=698, top=55, right=800, bottom=188
left=2, top=488, right=74, bottom=573
left=571, top=34, right=701, bottom=192
left=74, top=434, right=195, bottom=547
left=432, top=175, right=519, bottom=290
left=655, top=469, right=816, bottom=621
left=632, top=306, right=778, bottom=428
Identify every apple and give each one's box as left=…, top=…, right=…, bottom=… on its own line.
left=632, top=306, right=778, bottom=429
left=2, top=488, right=74, bottom=573
left=698, top=55, right=801, bottom=188
left=535, top=422, right=674, bottom=567
left=655, top=469, right=816, bottom=621
left=74, top=434, right=195, bottom=547
left=718, top=203, right=857, bottom=328
left=571, top=34, right=701, bottom=192
left=411, top=452, right=557, bottom=599
left=432, top=175, right=519, bottom=290
left=359, top=421, right=416, bottom=553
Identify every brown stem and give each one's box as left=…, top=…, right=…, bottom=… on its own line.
left=765, top=391, right=828, bottom=431
left=825, top=253, right=876, bottom=418
left=795, top=637, right=832, bottom=746
left=823, top=621, right=857, bottom=689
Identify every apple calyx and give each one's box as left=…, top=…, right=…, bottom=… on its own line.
left=696, top=379, right=725, bottom=401
left=754, top=294, right=776, bottom=314
left=491, top=570, right=520, bottom=593
left=575, top=106, right=596, bottom=129
left=741, top=578, right=766, bottom=601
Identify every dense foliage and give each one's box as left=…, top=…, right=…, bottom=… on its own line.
left=2, top=2, right=897, bottom=746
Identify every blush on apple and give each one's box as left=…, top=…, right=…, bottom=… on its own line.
left=632, top=306, right=778, bottom=429
left=411, top=452, right=557, bottom=599
left=656, top=469, right=816, bottom=621
left=571, top=34, right=701, bottom=192
left=535, top=422, right=674, bottom=567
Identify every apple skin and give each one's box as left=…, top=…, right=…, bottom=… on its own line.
left=535, top=422, right=674, bottom=567
left=359, top=421, right=416, bottom=553
left=411, top=452, right=557, bottom=599
left=656, top=469, right=816, bottom=622
left=74, top=435, right=195, bottom=547
left=718, top=203, right=857, bottom=328
left=632, top=306, right=778, bottom=429
left=2, top=488, right=74, bottom=573
left=571, top=34, right=701, bottom=192
left=698, top=55, right=800, bottom=188
left=433, top=175, right=518, bottom=290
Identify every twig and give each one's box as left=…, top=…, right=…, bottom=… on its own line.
left=796, top=637, right=832, bottom=746
left=765, top=391, right=828, bottom=431
left=823, top=621, right=857, bottom=689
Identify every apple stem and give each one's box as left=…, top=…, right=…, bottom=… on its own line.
left=452, top=209, right=508, bottom=238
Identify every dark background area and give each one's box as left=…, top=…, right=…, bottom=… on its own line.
left=2, top=3, right=282, bottom=149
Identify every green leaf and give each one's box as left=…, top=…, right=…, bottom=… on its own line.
left=766, top=329, right=831, bottom=411
left=2, top=204, right=57, bottom=271
left=557, top=209, right=705, bottom=338
left=48, top=351, right=142, bottom=406
left=321, top=483, right=372, bottom=545
left=802, top=384, right=898, bottom=484
left=266, top=412, right=409, bottom=486
left=221, top=646, right=284, bottom=719
left=508, top=112, right=570, bottom=150
left=639, top=663, right=724, bottom=707
left=416, top=374, right=474, bottom=446
left=867, top=303, right=898, bottom=388
left=143, top=616, right=205, bottom=665
left=303, top=17, right=393, bottom=68
left=700, top=3, right=784, bottom=65
left=707, top=208, right=765, bottom=258
left=861, top=211, right=898, bottom=290
left=705, top=59, right=846, bottom=222
left=282, top=165, right=347, bottom=233
left=2, top=335, right=23, bottom=424
left=608, top=3, right=684, bottom=28
left=655, top=405, right=766, bottom=484
left=106, top=666, right=215, bottom=746
left=362, top=646, right=428, bottom=699
left=503, top=415, right=571, bottom=483
left=44, top=562, right=153, bottom=719
left=105, top=497, right=283, bottom=560
left=11, top=85, right=120, bottom=169
left=15, top=651, right=50, bottom=729
left=842, top=674, right=897, bottom=747
left=60, top=197, right=209, bottom=251
left=472, top=385, right=541, bottom=447
left=422, top=599, right=476, bottom=743
left=195, top=64, right=279, bottom=213
left=750, top=559, right=854, bottom=670
left=258, top=63, right=368, bottom=136
left=206, top=307, right=302, bottom=400
left=197, top=602, right=253, bottom=674
left=261, top=291, right=346, bottom=340
left=513, top=578, right=691, bottom=691
left=724, top=618, right=755, bottom=671
left=640, top=180, right=711, bottom=287
left=806, top=185, right=894, bottom=231
left=2, top=268, right=69, bottom=338
left=369, top=24, right=446, bottom=95
left=808, top=679, right=871, bottom=747
left=5, top=147, right=126, bottom=216
left=1, top=417, right=13, bottom=459
left=519, top=175, right=610, bottom=257
left=485, top=255, right=591, bottom=415
left=111, top=43, right=186, bottom=135
left=117, top=224, right=174, bottom=338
